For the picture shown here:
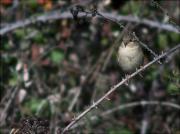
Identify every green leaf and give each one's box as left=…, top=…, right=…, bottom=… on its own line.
left=27, top=0, right=38, bottom=8
left=14, top=29, right=26, bottom=39
left=121, top=1, right=141, bottom=15
left=24, top=98, right=43, bottom=114
left=121, top=2, right=129, bottom=14
left=101, top=37, right=108, bottom=46
left=36, top=100, right=51, bottom=117
left=167, top=83, right=180, bottom=95
left=2, top=42, right=11, bottom=50
left=23, top=98, right=51, bottom=117
left=108, top=128, right=132, bottom=134
left=50, top=50, right=64, bottom=64
left=169, top=32, right=180, bottom=42
left=145, top=67, right=158, bottom=81
left=9, top=72, right=18, bottom=86
left=33, top=32, right=45, bottom=43
left=158, top=34, right=168, bottom=49
left=129, top=1, right=141, bottom=15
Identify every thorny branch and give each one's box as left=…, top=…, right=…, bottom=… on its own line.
left=69, top=100, right=180, bottom=130
left=62, top=44, right=180, bottom=133
left=133, top=32, right=162, bottom=64
left=0, top=10, right=179, bottom=35
left=150, top=0, right=180, bottom=30
left=1, top=2, right=179, bottom=133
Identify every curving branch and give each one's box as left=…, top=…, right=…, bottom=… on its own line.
left=69, top=100, right=180, bottom=130
left=62, top=44, right=180, bottom=133
left=0, top=11, right=179, bottom=35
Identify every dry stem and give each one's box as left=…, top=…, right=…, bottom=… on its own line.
left=62, top=44, right=180, bottom=133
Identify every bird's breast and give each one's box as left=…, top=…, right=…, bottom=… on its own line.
left=117, top=42, right=143, bottom=72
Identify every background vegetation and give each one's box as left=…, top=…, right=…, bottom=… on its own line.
left=0, top=0, right=180, bottom=134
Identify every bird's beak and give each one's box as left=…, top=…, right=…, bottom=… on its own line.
left=124, top=42, right=128, bottom=47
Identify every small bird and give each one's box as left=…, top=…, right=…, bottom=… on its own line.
left=117, top=34, right=144, bottom=72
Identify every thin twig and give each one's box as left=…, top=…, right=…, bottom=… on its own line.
left=68, top=87, right=81, bottom=112
left=133, top=32, right=162, bottom=64
left=69, top=100, right=180, bottom=130
left=101, top=23, right=133, bottom=71
left=0, top=87, right=18, bottom=126
left=1, top=11, right=179, bottom=35
left=150, top=0, right=180, bottom=31
left=141, top=118, right=148, bottom=134
left=62, top=44, right=180, bottom=133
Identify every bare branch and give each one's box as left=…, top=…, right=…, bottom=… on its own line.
left=68, top=87, right=81, bottom=112
left=70, top=100, right=180, bottom=130
left=62, top=44, right=180, bottom=133
left=1, top=11, right=179, bottom=35
left=133, top=32, right=162, bottom=64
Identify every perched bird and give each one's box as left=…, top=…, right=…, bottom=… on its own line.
left=117, top=34, right=144, bottom=72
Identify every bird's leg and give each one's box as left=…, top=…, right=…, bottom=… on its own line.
left=124, top=74, right=131, bottom=86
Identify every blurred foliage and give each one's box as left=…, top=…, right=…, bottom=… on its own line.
left=49, top=49, right=64, bottom=64
left=108, top=127, right=132, bottom=134
left=23, top=97, right=51, bottom=117
left=0, top=0, right=180, bottom=134
left=157, top=33, right=168, bottom=49
left=163, top=69, right=180, bottom=95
